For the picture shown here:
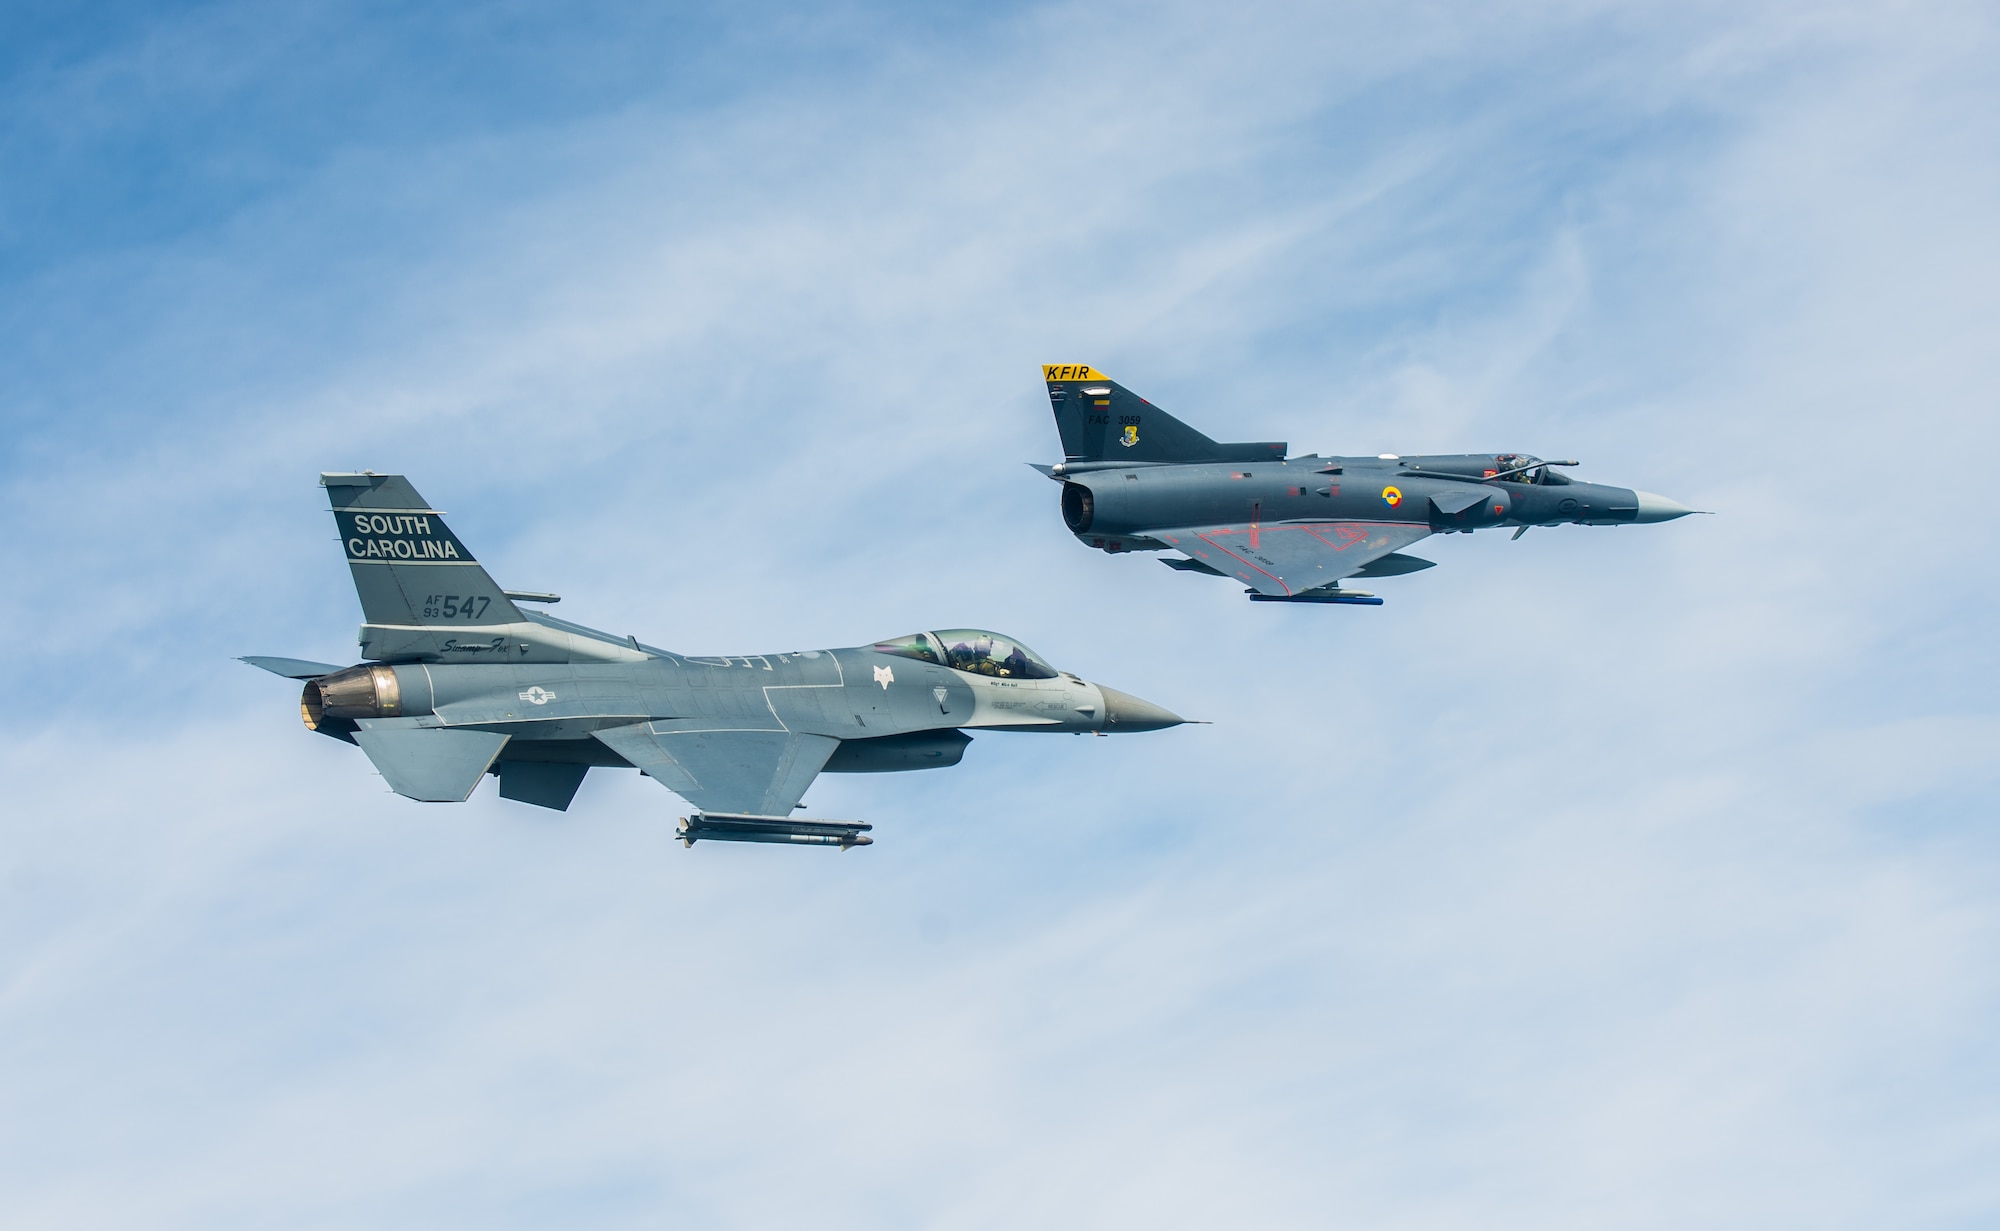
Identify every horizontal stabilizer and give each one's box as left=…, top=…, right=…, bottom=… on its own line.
left=678, top=812, right=872, bottom=849
left=240, top=656, right=346, bottom=679
left=354, top=718, right=510, bottom=802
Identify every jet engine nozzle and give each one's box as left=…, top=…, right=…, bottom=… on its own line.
left=1061, top=482, right=1094, bottom=533
left=301, top=664, right=403, bottom=729
left=1097, top=685, right=1186, bottom=732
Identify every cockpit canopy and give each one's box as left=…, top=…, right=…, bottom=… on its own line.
left=1493, top=453, right=1569, bottom=485
left=872, top=630, right=1060, bottom=679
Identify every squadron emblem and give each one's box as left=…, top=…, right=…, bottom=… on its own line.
left=1119, top=424, right=1140, bottom=448
left=873, top=664, right=895, bottom=689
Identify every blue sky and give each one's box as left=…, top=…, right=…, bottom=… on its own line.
left=2, top=2, right=1997, bottom=1227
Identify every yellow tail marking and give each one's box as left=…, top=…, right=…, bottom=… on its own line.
left=1042, top=364, right=1109, bottom=382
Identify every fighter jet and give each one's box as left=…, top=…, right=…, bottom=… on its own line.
left=242, top=473, right=1186, bottom=848
left=1034, top=365, right=1702, bottom=605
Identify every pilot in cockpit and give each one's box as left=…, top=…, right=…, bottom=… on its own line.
left=878, top=630, right=1059, bottom=680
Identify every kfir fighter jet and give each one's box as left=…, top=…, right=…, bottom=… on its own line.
left=243, top=473, right=1186, bottom=849
left=1034, top=365, right=1702, bottom=605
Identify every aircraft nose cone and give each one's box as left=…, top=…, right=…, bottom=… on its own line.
left=1632, top=490, right=1696, bottom=523
left=1096, top=685, right=1185, bottom=732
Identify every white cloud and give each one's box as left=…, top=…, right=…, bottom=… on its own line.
left=1, top=1, right=1996, bottom=1227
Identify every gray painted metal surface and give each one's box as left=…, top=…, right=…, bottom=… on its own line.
left=1035, top=365, right=1702, bottom=603
left=242, top=473, right=1186, bottom=846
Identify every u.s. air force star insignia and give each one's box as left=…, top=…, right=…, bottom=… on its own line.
left=873, top=664, right=894, bottom=689
left=518, top=686, right=556, bottom=705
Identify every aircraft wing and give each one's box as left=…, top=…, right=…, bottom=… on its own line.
left=1156, top=522, right=1433, bottom=597
left=592, top=721, right=840, bottom=815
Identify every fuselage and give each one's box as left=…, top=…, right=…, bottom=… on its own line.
left=1057, top=452, right=1661, bottom=551
left=301, top=626, right=1172, bottom=776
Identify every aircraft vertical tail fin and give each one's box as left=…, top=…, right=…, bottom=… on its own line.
left=322, top=473, right=526, bottom=630
left=1039, top=365, right=1287, bottom=464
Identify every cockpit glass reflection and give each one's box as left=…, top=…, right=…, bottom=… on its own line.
left=932, top=629, right=1058, bottom=679
left=871, top=633, right=942, bottom=664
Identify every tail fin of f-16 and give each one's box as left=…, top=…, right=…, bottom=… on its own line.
left=321, top=473, right=526, bottom=630
left=1040, top=365, right=1287, bottom=465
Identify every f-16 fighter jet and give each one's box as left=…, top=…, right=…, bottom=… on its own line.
left=1034, top=365, right=1702, bottom=605
left=243, top=473, right=1185, bottom=849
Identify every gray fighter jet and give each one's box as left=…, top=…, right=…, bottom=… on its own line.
left=243, top=473, right=1185, bottom=848
left=1035, top=365, right=1702, bottom=605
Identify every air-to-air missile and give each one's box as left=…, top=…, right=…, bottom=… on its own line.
left=243, top=473, right=1186, bottom=849
left=1033, top=365, right=1703, bottom=604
